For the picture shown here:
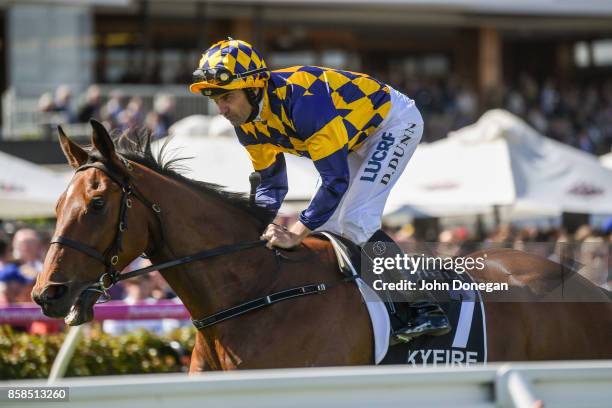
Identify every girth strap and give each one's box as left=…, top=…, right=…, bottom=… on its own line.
left=192, top=283, right=327, bottom=330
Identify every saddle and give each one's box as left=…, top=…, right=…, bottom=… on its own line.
left=312, top=230, right=415, bottom=330
left=310, top=231, right=362, bottom=279
left=312, top=230, right=487, bottom=367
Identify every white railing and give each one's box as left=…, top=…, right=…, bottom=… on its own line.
left=2, top=304, right=611, bottom=407
left=2, top=361, right=612, bottom=408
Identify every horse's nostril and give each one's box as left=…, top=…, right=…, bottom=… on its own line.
left=42, top=285, right=68, bottom=302
left=32, top=292, right=43, bottom=306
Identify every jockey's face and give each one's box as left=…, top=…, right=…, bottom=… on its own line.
left=211, top=90, right=252, bottom=126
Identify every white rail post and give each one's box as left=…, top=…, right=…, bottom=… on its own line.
left=496, top=365, right=539, bottom=408
left=47, top=323, right=87, bottom=384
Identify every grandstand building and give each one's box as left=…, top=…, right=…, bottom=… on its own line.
left=0, top=0, right=611, bottom=144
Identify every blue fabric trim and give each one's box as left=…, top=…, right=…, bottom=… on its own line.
left=255, top=153, right=288, bottom=216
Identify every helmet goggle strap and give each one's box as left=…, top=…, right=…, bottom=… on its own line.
left=192, top=66, right=269, bottom=87
left=244, top=88, right=263, bottom=123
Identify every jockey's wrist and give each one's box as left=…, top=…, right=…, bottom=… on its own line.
left=289, top=221, right=311, bottom=241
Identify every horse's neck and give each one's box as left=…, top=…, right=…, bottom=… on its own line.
left=137, top=168, right=274, bottom=320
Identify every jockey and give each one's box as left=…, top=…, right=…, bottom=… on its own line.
left=190, top=38, right=450, bottom=342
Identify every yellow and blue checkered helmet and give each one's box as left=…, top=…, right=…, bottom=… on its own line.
left=189, top=38, right=270, bottom=96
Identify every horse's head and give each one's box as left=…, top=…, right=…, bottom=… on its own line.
left=32, top=120, right=153, bottom=325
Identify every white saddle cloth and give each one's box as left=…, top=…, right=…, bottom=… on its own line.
left=318, top=232, right=390, bottom=364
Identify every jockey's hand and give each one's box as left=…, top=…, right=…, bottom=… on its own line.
left=261, top=222, right=311, bottom=249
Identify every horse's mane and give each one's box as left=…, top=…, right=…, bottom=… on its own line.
left=91, top=128, right=275, bottom=230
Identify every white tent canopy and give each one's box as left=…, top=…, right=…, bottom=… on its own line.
left=0, top=151, right=67, bottom=218
left=385, top=128, right=515, bottom=212
left=600, top=151, right=612, bottom=171
left=385, top=110, right=612, bottom=217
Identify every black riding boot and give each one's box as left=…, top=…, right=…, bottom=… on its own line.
left=392, top=301, right=451, bottom=343
left=362, top=230, right=451, bottom=343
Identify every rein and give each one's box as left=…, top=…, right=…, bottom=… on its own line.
left=50, top=159, right=328, bottom=329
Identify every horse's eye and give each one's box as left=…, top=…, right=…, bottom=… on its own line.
left=91, top=198, right=105, bottom=211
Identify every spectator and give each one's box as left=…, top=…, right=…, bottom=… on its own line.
left=0, top=263, right=34, bottom=305
left=453, top=85, right=478, bottom=129
left=153, top=93, right=176, bottom=133
left=506, top=89, right=526, bottom=117
left=76, top=84, right=103, bottom=122
left=126, top=96, right=146, bottom=125
left=0, top=237, right=9, bottom=270
left=11, top=228, right=44, bottom=281
left=102, top=89, right=127, bottom=128
left=394, top=224, right=416, bottom=244
left=144, top=111, right=166, bottom=140
left=540, top=78, right=560, bottom=116
left=578, top=236, right=609, bottom=289
left=0, top=239, right=62, bottom=333
left=577, top=129, right=595, bottom=153
left=37, top=92, right=55, bottom=113
left=437, top=228, right=462, bottom=257
left=574, top=224, right=593, bottom=243
left=487, top=223, right=515, bottom=246
left=526, top=107, right=548, bottom=134
left=117, top=96, right=146, bottom=131
left=37, top=92, right=57, bottom=139
left=149, top=271, right=176, bottom=300
left=519, top=73, right=539, bottom=108
left=52, top=84, right=75, bottom=123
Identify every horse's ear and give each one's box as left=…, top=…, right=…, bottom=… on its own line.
left=58, top=125, right=88, bottom=169
left=90, top=119, right=117, bottom=161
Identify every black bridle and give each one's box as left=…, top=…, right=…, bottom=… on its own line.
left=50, top=158, right=327, bottom=328
left=50, top=160, right=163, bottom=299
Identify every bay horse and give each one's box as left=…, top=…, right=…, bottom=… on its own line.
left=32, top=121, right=612, bottom=371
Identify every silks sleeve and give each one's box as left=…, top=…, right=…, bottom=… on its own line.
left=299, top=146, right=350, bottom=230
left=253, top=152, right=288, bottom=215
left=290, top=90, right=351, bottom=230
left=235, top=127, right=288, bottom=215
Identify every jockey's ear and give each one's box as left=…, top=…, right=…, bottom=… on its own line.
left=58, top=125, right=88, bottom=169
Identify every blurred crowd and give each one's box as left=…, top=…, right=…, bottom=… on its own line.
left=384, top=220, right=612, bottom=290
left=0, top=226, right=184, bottom=335
left=377, top=72, right=612, bottom=156
left=32, top=73, right=612, bottom=158
left=37, top=84, right=176, bottom=140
